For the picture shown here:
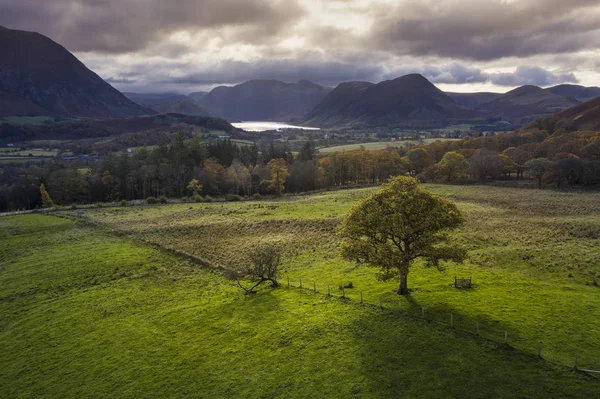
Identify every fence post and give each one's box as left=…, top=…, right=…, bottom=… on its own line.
left=421, top=307, right=425, bottom=317
left=313, top=282, right=316, bottom=293
left=476, top=321, right=480, bottom=335
left=287, top=276, right=290, bottom=288
left=327, top=284, right=331, bottom=296
left=574, top=352, right=578, bottom=369
left=300, top=279, right=302, bottom=289
left=537, top=342, right=542, bottom=357
left=450, top=313, right=453, bottom=327
left=504, top=331, right=508, bottom=344
left=360, top=291, right=363, bottom=303
left=342, top=286, right=346, bottom=298
left=379, top=297, right=383, bottom=309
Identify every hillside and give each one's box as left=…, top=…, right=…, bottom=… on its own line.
left=124, top=92, right=188, bottom=106
left=0, top=26, right=152, bottom=118
left=527, top=95, right=600, bottom=132
left=546, top=84, right=600, bottom=103
left=0, top=113, right=237, bottom=143
left=476, top=85, right=577, bottom=124
left=150, top=98, right=212, bottom=117
left=199, top=79, right=332, bottom=122
left=446, top=92, right=502, bottom=108
left=303, top=74, right=481, bottom=128
left=188, top=91, right=208, bottom=102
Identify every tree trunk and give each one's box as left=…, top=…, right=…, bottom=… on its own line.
left=397, top=275, right=409, bottom=295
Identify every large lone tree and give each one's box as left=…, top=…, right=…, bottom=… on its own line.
left=340, top=176, right=466, bottom=295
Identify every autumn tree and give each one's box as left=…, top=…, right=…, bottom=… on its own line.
left=524, top=158, right=552, bottom=188
left=187, top=179, right=203, bottom=196
left=40, top=184, right=54, bottom=208
left=265, top=158, right=290, bottom=196
left=437, top=151, right=469, bottom=181
left=340, top=176, right=466, bottom=295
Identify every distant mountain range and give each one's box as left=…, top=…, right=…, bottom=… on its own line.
left=195, top=79, right=332, bottom=122
left=0, top=26, right=152, bottom=118
left=474, top=85, right=578, bottom=124
left=303, top=74, right=480, bottom=128
left=2, top=25, right=600, bottom=131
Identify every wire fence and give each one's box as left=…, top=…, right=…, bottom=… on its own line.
left=284, top=276, right=600, bottom=376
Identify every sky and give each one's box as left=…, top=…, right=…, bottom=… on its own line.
left=1, top=0, right=600, bottom=94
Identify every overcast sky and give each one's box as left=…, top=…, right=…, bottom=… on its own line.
left=2, top=0, right=600, bottom=94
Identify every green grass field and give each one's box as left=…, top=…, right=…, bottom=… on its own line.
left=2, top=185, right=600, bottom=397
left=319, top=139, right=458, bottom=153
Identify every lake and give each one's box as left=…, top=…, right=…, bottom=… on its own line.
left=231, top=121, right=320, bottom=132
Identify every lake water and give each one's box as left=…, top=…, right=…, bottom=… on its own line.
left=231, top=121, right=320, bottom=132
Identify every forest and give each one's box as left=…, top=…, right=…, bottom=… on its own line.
left=0, top=124, right=599, bottom=212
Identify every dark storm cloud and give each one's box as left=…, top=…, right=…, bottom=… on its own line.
left=0, top=0, right=305, bottom=53
left=367, top=0, right=600, bottom=61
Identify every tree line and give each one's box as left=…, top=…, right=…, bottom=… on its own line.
left=0, top=127, right=598, bottom=211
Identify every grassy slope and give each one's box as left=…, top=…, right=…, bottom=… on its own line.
left=68, top=185, right=600, bottom=370
left=1, top=214, right=600, bottom=398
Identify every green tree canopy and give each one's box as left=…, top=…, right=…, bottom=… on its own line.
left=340, top=176, right=466, bottom=295
left=437, top=151, right=469, bottom=181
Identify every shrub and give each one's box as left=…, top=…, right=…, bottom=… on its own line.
left=204, top=195, right=213, bottom=202
left=147, top=197, right=158, bottom=204
left=120, top=200, right=128, bottom=207
left=193, top=194, right=203, bottom=203
left=253, top=193, right=261, bottom=201
left=225, top=194, right=242, bottom=202
left=70, top=204, right=78, bottom=210
left=159, top=196, right=168, bottom=204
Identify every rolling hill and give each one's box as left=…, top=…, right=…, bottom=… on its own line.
left=0, top=26, right=152, bottom=118
left=198, top=79, right=332, bottom=122
left=546, top=84, right=600, bottom=103
left=475, top=85, right=578, bottom=124
left=303, top=74, right=481, bottom=128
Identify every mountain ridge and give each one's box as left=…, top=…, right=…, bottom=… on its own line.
left=0, top=26, right=153, bottom=118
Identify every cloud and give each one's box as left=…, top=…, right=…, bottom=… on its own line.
left=488, top=66, right=578, bottom=86
left=366, top=0, right=600, bottom=60
left=0, top=0, right=305, bottom=53
left=384, top=64, right=577, bottom=87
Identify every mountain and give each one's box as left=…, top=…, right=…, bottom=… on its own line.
left=446, top=92, right=502, bottom=108
left=546, top=84, right=600, bottom=103
left=150, top=98, right=213, bottom=116
left=476, top=85, right=578, bottom=124
left=303, top=74, right=481, bottom=128
left=188, top=91, right=208, bottom=102
left=198, top=79, right=332, bottom=122
left=0, top=26, right=152, bottom=118
left=124, top=92, right=188, bottom=106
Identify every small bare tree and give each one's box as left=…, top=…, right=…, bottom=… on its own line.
left=229, top=244, right=282, bottom=294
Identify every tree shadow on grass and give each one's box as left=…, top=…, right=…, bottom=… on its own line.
left=348, top=299, right=600, bottom=398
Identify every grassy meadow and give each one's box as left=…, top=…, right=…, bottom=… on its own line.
left=1, top=185, right=600, bottom=397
